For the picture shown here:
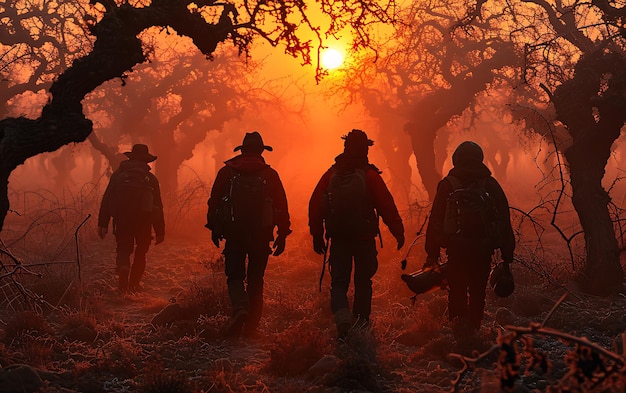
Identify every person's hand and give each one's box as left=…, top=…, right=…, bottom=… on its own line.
left=272, top=235, right=286, bottom=256
left=98, top=227, right=107, bottom=239
left=422, top=257, right=438, bottom=270
left=396, top=234, right=405, bottom=250
left=313, top=236, right=327, bottom=255
left=155, top=233, right=165, bottom=245
left=212, top=232, right=223, bottom=248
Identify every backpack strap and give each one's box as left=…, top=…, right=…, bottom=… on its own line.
left=446, top=175, right=487, bottom=191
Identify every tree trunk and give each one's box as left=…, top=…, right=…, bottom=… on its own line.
left=0, top=1, right=235, bottom=231
left=553, top=49, right=626, bottom=295
left=406, top=122, right=440, bottom=201
left=566, top=155, right=623, bottom=295
left=407, top=44, right=517, bottom=201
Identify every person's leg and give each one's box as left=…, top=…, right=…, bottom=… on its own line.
left=128, top=221, right=151, bottom=291
left=446, top=268, right=469, bottom=323
left=245, top=239, right=271, bottom=333
left=114, top=224, right=134, bottom=292
left=467, top=262, right=491, bottom=331
left=352, top=238, right=378, bottom=324
left=329, top=239, right=354, bottom=338
left=223, top=236, right=249, bottom=336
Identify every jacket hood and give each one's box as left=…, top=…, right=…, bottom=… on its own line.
left=333, top=152, right=369, bottom=170
left=447, top=161, right=492, bottom=180
left=118, top=159, right=151, bottom=172
left=225, top=153, right=270, bottom=173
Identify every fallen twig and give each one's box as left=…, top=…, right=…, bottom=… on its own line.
left=504, top=323, right=625, bottom=366
left=448, top=344, right=500, bottom=392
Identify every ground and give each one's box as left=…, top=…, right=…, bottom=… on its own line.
left=0, top=229, right=624, bottom=393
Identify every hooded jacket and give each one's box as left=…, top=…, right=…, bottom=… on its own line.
left=207, top=153, right=291, bottom=240
left=425, top=160, right=515, bottom=263
left=309, top=152, right=404, bottom=242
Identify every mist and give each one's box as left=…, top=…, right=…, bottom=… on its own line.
left=1, top=0, right=625, bottom=391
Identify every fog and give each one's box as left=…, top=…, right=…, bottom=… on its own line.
left=5, top=26, right=625, bottom=248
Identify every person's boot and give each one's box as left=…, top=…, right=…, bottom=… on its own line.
left=128, top=268, right=141, bottom=292
left=118, top=267, right=130, bottom=293
left=334, top=307, right=353, bottom=340
left=224, top=310, right=249, bottom=338
left=128, top=263, right=144, bottom=292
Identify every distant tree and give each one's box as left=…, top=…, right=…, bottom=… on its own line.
left=0, top=0, right=395, bottom=230
left=333, top=0, right=518, bottom=201
left=85, top=47, right=254, bottom=201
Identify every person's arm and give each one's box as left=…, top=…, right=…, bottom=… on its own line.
left=270, top=169, right=292, bottom=238
left=424, top=178, right=451, bottom=264
left=150, top=174, right=165, bottom=243
left=490, top=178, right=515, bottom=263
left=366, top=169, right=404, bottom=248
left=308, top=169, right=332, bottom=239
left=206, top=166, right=231, bottom=231
left=97, top=175, right=116, bottom=238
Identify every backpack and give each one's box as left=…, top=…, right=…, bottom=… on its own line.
left=443, top=175, right=504, bottom=249
left=221, top=168, right=273, bottom=232
left=115, top=167, right=155, bottom=215
left=323, top=167, right=378, bottom=237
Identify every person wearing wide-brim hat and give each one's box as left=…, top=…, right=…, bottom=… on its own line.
left=308, top=129, right=405, bottom=340
left=123, top=143, right=158, bottom=162
left=98, top=143, right=165, bottom=293
left=206, top=131, right=291, bottom=338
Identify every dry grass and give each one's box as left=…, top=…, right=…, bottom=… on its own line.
left=3, top=310, right=52, bottom=342
left=0, top=213, right=623, bottom=393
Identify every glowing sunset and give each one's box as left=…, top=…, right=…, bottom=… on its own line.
left=321, top=47, right=345, bottom=69
left=0, top=0, right=625, bottom=392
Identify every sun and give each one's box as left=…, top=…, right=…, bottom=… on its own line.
left=320, top=47, right=344, bottom=70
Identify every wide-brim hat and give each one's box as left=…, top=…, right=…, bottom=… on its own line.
left=342, top=129, right=374, bottom=147
left=123, top=144, right=157, bottom=163
left=234, top=131, right=273, bottom=153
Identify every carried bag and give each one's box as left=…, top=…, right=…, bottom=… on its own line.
left=323, top=167, right=378, bottom=237
left=443, top=175, right=505, bottom=250
left=489, top=262, right=514, bottom=297
left=220, top=168, right=273, bottom=232
left=115, top=167, right=154, bottom=214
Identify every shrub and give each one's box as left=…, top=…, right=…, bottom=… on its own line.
left=266, top=320, right=329, bottom=376
left=139, top=362, right=192, bottom=393
left=3, top=310, right=51, bottom=342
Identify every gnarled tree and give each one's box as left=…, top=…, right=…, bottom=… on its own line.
left=331, top=0, right=519, bottom=202
left=482, top=0, right=626, bottom=294
left=0, top=0, right=394, bottom=230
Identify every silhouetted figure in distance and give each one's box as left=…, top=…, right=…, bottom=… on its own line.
left=98, top=144, right=165, bottom=293
left=309, top=129, right=405, bottom=339
left=206, top=131, right=291, bottom=338
left=423, top=141, right=515, bottom=337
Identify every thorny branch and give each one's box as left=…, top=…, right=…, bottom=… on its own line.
left=449, top=295, right=625, bottom=392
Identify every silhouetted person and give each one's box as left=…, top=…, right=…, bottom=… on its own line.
left=309, top=129, right=405, bottom=339
left=98, top=144, right=165, bottom=293
left=424, top=141, right=515, bottom=336
left=206, top=131, right=291, bottom=337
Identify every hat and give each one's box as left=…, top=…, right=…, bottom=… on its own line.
left=342, top=129, right=374, bottom=157
left=452, top=141, right=484, bottom=166
left=234, top=131, right=273, bottom=153
left=123, top=144, right=157, bottom=162
left=342, top=129, right=374, bottom=148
